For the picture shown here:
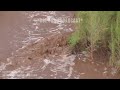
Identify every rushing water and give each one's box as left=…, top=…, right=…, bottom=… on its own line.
left=0, top=11, right=74, bottom=60
left=0, top=11, right=77, bottom=79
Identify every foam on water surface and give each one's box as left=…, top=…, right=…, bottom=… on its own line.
left=0, top=11, right=76, bottom=79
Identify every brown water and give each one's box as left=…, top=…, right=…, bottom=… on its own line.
left=0, top=11, right=73, bottom=59
left=0, top=11, right=27, bottom=61
left=0, top=11, right=119, bottom=79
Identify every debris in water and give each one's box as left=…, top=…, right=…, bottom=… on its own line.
left=94, top=69, right=98, bottom=72
left=96, top=63, right=99, bottom=66
left=41, top=59, right=52, bottom=70
left=104, top=67, right=107, bottom=71
left=82, top=51, right=87, bottom=55
left=67, top=67, right=73, bottom=78
left=103, top=71, right=108, bottom=76
left=111, top=68, right=117, bottom=76
left=82, top=58, right=87, bottom=62
left=80, top=73, right=85, bottom=75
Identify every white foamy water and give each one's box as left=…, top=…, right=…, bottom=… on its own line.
left=0, top=11, right=76, bottom=79
left=13, top=11, right=74, bottom=53
left=3, top=54, right=78, bottom=79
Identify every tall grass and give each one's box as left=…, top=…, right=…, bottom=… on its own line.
left=109, top=12, right=120, bottom=67
left=68, top=11, right=120, bottom=68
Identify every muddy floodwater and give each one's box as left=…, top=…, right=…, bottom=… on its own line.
left=0, top=11, right=119, bottom=79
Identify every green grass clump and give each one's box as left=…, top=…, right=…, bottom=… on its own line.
left=68, top=11, right=120, bottom=69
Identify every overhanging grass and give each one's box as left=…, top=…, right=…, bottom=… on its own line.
left=68, top=11, right=120, bottom=69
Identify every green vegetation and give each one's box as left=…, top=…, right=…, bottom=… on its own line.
left=68, top=11, right=120, bottom=70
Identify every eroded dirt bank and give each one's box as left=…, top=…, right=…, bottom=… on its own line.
left=0, top=11, right=119, bottom=79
